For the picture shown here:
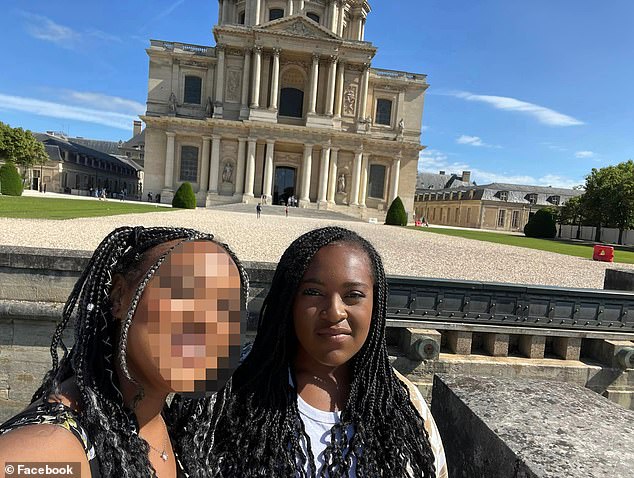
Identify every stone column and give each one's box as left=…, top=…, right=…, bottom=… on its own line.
left=350, top=149, right=362, bottom=206
left=250, top=47, right=262, bottom=109
left=357, top=64, right=370, bottom=121
left=359, top=153, right=369, bottom=207
left=215, top=45, right=226, bottom=105
left=240, top=48, right=252, bottom=117
left=244, top=138, right=257, bottom=197
left=269, top=48, right=281, bottom=110
left=200, top=136, right=211, bottom=191
left=164, top=132, right=176, bottom=189
left=300, top=144, right=313, bottom=202
left=308, top=54, right=320, bottom=114
left=235, top=137, right=247, bottom=195
left=329, top=1, right=337, bottom=31
left=218, top=0, right=224, bottom=23
left=263, top=139, right=275, bottom=200
left=208, top=135, right=222, bottom=193
left=318, top=144, right=331, bottom=204
left=390, top=153, right=401, bottom=203
left=334, top=61, right=345, bottom=117
left=327, top=147, right=339, bottom=204
left=325, top=56, right=337, bottom=116
left=222, top=0, right=231, bottom=23
left=287, top=0, right=294, bottom=15
left=337, top=0, right=345, bottom=36
left=299, top=0, right=305, bottom=11
left=254, top=0, right=262, bottom=25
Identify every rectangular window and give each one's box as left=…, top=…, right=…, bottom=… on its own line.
left=499, top=191, right=508, bottom=201
left=512, top=210, right=520, bottom=229
left=466, top=207, right=471, bottom=224
left=184, top=76, right=202, bottom=104
left=179, top=146, right=199, bottom=182
left=497, top=209, right=506, bottom=228
left=375, top=99, right=392, bottom=126
left=269, top=8, right=284, bottom=20
left=368, top=164, right=386, bottom=198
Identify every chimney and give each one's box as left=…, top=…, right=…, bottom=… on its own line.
left=439, top=170, right=446, bottom=175
left=462, top=171, right=471, bottom=183
left=133, top=120, right=142, bottom=137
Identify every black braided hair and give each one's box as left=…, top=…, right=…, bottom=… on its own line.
left=31, top=226, right=249, bottom=478
left=210, top=226, right=436, bottom=477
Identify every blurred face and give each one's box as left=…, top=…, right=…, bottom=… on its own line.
left=121, top=240, right=242, bottom=396
left=292, top=242, right=374, bottom=369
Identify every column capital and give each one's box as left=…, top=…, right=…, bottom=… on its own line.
left=166, top=131, right=176, bottom=138
left=212, top=134, right=223, bottom=141
left=328, top=54, right=338, bottom=63
left=216, top=44, right=226, bottom=53
left=201, top=135, right=212, bottom=141
left=238, top=136, right=248, bottom=143
left=331, top=146, right=340, bottom=153
left=266, top=138, right=276, bottom=146
left=243, top=47, right=253, bottom=55
left=247, top=136, right=258, bottom=143
left=272, top=47, right=282, bottom=56
left=312, top=53, right=321, bottom=62
left=254, top=45, right=263, bottom=53
left=304, top=143, right=314, bottom=152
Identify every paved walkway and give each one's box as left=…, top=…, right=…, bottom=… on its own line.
left=1, top=200, right=633, bottom=290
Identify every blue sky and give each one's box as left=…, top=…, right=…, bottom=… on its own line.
left=1, top=0, right=633, bottom=188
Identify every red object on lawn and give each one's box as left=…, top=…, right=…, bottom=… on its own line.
left=593, top=245, right=614, bottom=262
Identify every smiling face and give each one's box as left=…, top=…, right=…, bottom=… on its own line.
left=292, top=242, right=374, bottom=369
left=121, top=240, right=242, bottom=396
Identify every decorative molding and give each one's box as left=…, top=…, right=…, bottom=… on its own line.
left=226, top=47, right=244, bottom=56
left=343, top=84, right=357, bottom=117
left=225, top=70, right=242, bottom=103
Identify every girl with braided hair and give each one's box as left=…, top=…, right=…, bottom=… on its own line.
left=0, top=226, right=248, bottom=478
left=210, top=226, right=447, bottom=477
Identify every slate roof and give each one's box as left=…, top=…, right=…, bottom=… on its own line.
left=71, top=138, right=121, bottom=155
left=121, top=130, right=145, bottom=149
left=44, top=144, right=63, bottom=162
left=416, top=172, right=472, bottom=191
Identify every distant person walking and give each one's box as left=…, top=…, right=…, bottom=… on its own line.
left=147, top=192, right=153, bottom=202
left=285, top=206, right=289, bottom=218
left=256, top=203, right=262, bottom=219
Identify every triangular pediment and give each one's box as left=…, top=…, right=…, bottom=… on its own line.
left=256, top=15, right=341, bottom=41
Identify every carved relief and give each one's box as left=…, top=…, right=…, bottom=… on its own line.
left=222, top=161, right=234, bottom=183
left=343, top=85, right=357, bottom=116
left=283, top=21, right=321, bottom=38
left=225, top=69, right=242, bottom=103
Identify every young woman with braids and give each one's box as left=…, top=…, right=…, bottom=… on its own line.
left=210, top=226, right=447, bottom=477
left=0, top=226, right=248, bottom=477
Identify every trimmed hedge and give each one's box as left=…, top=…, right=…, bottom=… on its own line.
left=0, top=162, right=23, bottom=196
left=524, top=208, right=557, bottom=238
left=172, top=182, right=196, bottom=209
left=385, top=196, right=408, bottom=226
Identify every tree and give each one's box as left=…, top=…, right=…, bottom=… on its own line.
left=0, top=122, right=48, bottom=169
left=0, top=162, right=24, bottom=196
left=582, top=161, right=634, bottom=244
left=559, top=195, right=583, bottom=239
left=524, top=208, right=557, bottom=238
left=385, top=196, right=408, bottom=226
left=172, top=182, right=196, bottom=209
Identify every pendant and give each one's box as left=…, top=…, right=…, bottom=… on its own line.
left=160, top=451, right=168, bottom=462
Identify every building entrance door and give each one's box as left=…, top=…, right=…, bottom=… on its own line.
left=273, top=166, right=296, bottom=205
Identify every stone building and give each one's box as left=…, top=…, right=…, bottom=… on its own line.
left=142, top=0, right=428, bottom=216
left=414, top=182, right=582, bottom=232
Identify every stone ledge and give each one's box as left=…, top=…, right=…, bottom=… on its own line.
left=431, top=374, right=634, bottom=478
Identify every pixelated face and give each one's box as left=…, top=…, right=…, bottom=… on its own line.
left=126, top=240, right=242, bottom=396
left=292, top=243, right=374, bottom=368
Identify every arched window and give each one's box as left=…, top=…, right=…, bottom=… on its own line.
left=269, top=8, right=284, bottom=21
left=238, top=10, right=246, bottom=24
left=279, top=88, right=304, bottom=118
left=184, top=76, right=202, bottom=104
left=179, top=146, right=199, bottom=182
left=368, top=164, right=386, bottom=198
left=307, top=12, right=320, bottom=23
left=375, top=99, right=393, bottom=125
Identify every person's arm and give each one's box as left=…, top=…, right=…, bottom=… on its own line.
left=0, top=424, right=92, bottom=478
left=393, top=369, right=449, bottom=478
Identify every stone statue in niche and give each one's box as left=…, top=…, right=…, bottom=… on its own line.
left=226, top=70, right=241, bottom=102
left=206, top=97, right=213, bottom=117
left=168, top=92, right=177, bottom=113
left=337, top=173, right=346, bottom=194
left=343, top=86, right=356, bottom=116
left=222, top=162, right=234, bottom=183
left=398, top=118, right=405, bottom=135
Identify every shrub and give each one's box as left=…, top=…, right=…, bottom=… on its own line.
left=524, top=208, right=557, bottom=238
left=172, top=182, right=196, bottom=209
left=0, top=162, right=23, bottom=196
left=385, top=196, right=408, bottom=226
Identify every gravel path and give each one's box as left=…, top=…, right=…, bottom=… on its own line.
left=1, top=208, right=632, bottom=289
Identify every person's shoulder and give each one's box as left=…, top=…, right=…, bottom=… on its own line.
left=0, top=423, right=90, bottom=471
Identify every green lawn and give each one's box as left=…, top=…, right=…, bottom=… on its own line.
left=409, top=226, right=634, bottom=264
left=0, top=196, right=175, bottom=219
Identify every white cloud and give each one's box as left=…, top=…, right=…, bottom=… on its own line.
left=21, top=12, right=79, bottom=48
left=446, top=90, right=584, bottom=127
left=418, top=149, right=583, bottom=189
left=0, top=93, right=141, bottom=130
left=575, top=150, right=595, bottom=158
left=62, top=91, right=145, bottom=116
left=457, top=135, right=485, bottom=146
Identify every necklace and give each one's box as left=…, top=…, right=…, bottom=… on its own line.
left=143, top=423, right=169, bottom=462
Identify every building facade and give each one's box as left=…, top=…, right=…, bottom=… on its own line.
left=142, top=0, right=428, bottom=215
left=414, top=182, right=582, bottom=232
